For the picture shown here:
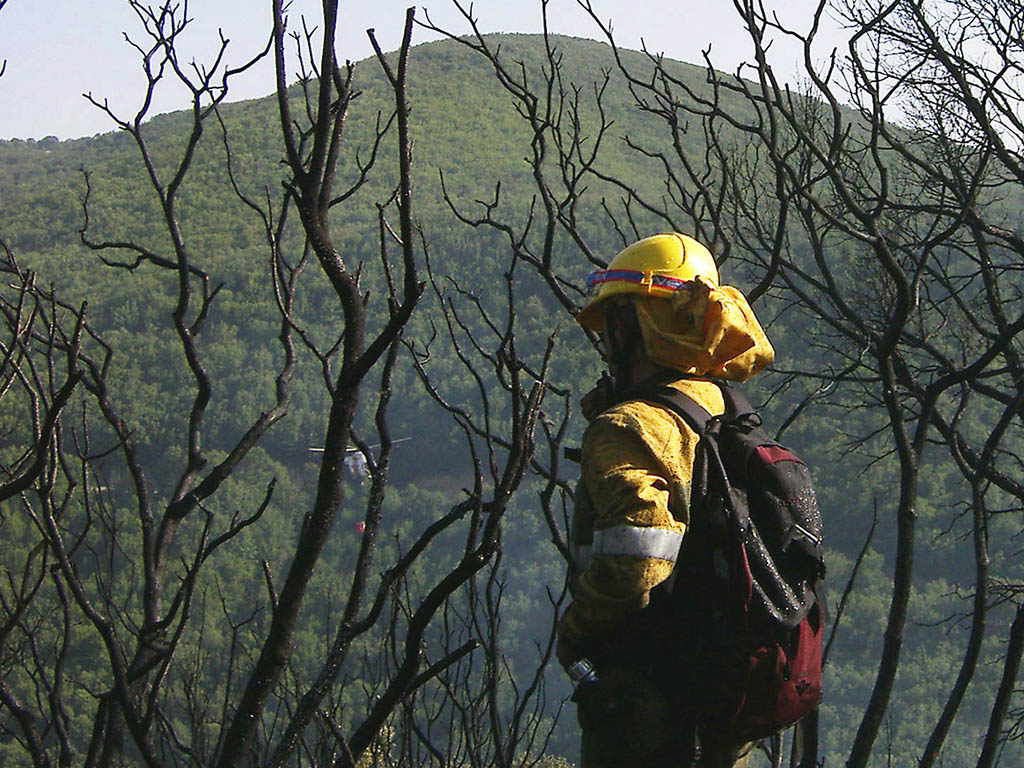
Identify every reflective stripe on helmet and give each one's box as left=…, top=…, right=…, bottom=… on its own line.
left=586, top=269, right=691, bottom=294
left=591, top=524, right=684, bottom=562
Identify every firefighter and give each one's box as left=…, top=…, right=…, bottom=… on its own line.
left=557, top=233, right=774, bottom=767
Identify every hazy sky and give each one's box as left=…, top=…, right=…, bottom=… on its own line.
left=0, top=0, right=844, bottom=141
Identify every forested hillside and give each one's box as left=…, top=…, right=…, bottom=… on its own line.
left=2, top=7, right=1024, bottom=766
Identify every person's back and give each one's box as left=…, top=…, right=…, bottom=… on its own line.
left=557, top=233, right=774, bottom=767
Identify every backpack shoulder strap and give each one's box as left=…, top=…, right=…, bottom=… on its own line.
left=633, top=380, right=753, bottom=432
left=632, top=384, right=714, bottom=437
left=716, top=382, right=755, bottom=420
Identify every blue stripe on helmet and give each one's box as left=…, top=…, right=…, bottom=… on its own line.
left=586, top=269, right=690, bottom=293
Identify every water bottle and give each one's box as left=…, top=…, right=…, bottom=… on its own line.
left=567, top=658, right=598, bottom=691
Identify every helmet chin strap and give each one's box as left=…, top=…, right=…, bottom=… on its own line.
left=603, top=302, right=644, bottom=396
left=609, top=350, right=634, bottom=395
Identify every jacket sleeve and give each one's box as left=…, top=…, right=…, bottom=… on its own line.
left=558, top=400, right=695, bottom=648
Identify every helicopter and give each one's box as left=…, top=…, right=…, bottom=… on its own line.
left=307, top=438, right=412, bottom=482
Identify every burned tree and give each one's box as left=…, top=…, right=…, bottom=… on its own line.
left=0, top=2, right=561, bottom=767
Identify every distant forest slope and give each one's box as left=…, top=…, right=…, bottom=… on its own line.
left=0, top=33, right=711, bottom=477
left=2, top=32, right=1021, bottom=767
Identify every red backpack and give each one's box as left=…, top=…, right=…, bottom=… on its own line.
left=641, top=382, right=826, bottom=743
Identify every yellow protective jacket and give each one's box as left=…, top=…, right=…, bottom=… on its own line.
left=558, top=278, right=774, bottom=650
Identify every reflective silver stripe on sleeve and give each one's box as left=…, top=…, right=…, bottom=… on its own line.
left=591, top=525, right=684, bottom=562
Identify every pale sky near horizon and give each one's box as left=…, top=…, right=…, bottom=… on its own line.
left=0, top=0, right=845, bottom=141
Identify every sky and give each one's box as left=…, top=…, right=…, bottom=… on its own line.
left=0, top=0, right=847, bottom=141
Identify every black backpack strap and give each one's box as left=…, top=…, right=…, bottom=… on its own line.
left=715, top=382, right=759, bottom=419
left=634, top=384, right=716, bottom=437
left=630, top=379, right=750, bottom=430
left=717, top=383, right=743, bottom=415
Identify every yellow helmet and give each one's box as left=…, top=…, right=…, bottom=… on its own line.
left=575, top=233, right=720, bottom=331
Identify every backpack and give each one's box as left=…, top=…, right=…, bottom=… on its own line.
left=639, top=381, right=826, bottom=743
